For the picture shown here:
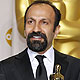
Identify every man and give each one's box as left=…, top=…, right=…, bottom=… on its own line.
left=0, top=1, right=80, bottom=80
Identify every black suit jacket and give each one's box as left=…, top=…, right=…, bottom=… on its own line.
left=0, top=48, right=80, bottom=80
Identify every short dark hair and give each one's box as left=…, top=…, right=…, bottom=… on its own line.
left=24, top=0, right=61, bottom=32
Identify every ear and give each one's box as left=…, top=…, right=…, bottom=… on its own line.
left=54, top=25, right=60, bottom=38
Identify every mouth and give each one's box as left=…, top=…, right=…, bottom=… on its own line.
left=30, top=36, right=43, bottom=41
left=33, top=36, right=41, bottom=38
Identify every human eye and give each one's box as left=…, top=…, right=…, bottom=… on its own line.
left=42, top=20, right=49, bottom=25
left=27, top=19, right=34, bottom=25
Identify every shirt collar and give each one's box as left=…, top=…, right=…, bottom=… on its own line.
left=44, top=46, right=54, bottom=63
left=27, top=45, right=54, bottom=63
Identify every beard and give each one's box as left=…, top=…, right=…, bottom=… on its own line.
left=27, top=31, right=47, bottom=52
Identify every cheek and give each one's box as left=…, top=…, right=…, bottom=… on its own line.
left=25, top=26, right=32, bottom=36
left=25, top=29, right=29, bottom=36
left=48, top=33, right=54, bottom=41
left=25, top=30, right=30, bottom=39
left=46, top=30, right=54, bottom=43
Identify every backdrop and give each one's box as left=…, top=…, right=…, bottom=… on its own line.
left=0, top=0, right=26, bottom=61
left=16, top=0, right=80, bottom=59
left=0, top=0, right=80, bottom=61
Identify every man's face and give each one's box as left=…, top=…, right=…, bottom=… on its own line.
left=25, top=4, right=59, bottom=53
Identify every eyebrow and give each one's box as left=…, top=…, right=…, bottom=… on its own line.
left=26, top=17, right=51, bottom=23
left=26, top=17, right=35, bottom=21
left=41, top=18, right=51, bottom=23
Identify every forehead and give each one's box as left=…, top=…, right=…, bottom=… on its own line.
left=26, top=4, right=55, bottom=19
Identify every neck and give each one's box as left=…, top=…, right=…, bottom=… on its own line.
left=38, top=45, right=52, bottom=54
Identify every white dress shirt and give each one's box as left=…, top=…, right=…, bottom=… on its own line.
left=27, top=46, right=54, bottom=80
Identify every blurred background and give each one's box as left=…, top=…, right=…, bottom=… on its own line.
left=0, top=0, right=80, bottom=61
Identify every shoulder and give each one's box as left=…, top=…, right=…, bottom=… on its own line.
left=66, top=54, right=80, bottom=66
left=54, top=48, right=80, bottom=65
left=0, top=48, right=28, bottom=66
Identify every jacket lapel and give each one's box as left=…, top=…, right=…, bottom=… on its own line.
left=14, top=48, right=69, bottom=79
left=15, top=48, right=35, bottom=80
left=54, top=49, right=69, bottom=76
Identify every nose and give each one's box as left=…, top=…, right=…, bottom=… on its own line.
left=32, top=23, right=41, bottom=32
